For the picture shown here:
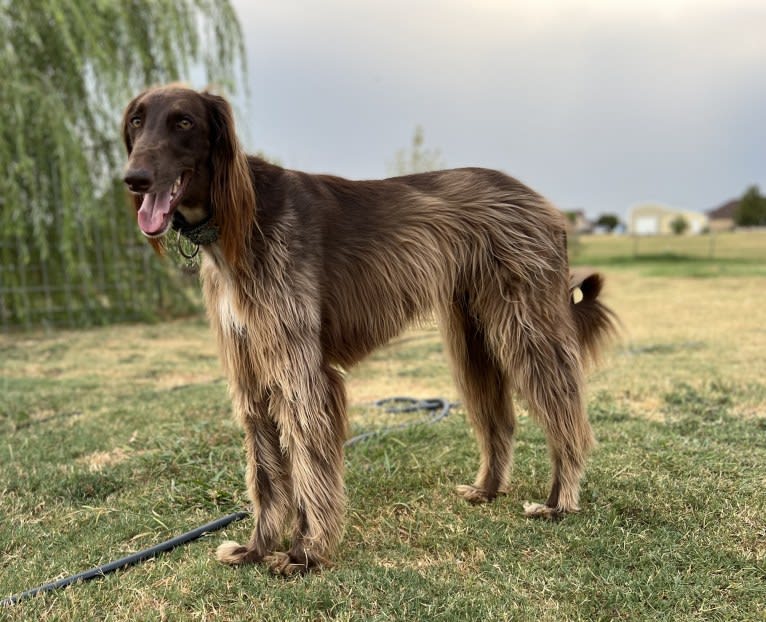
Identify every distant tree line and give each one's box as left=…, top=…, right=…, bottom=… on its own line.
left=595, top=214, right=620, bottom=232
left=581, top=181, right=766, bottom=236
left=736, top=186, right=766, bottom=227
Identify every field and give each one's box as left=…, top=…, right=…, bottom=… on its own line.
left=1, top=232, right=765, bottom=620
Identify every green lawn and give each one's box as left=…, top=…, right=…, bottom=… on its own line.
left=1, top=235, right=765, bottom=621
left=571, top=230, right=766, bottom=278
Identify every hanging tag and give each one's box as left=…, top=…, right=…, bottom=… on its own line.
left=177, top=230, right=200, bottom=266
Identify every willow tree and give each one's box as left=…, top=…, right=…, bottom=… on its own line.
left=0, top=0, right=246, bottom=328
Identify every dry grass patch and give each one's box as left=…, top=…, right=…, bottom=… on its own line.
left=589, top=271, right=766, bottom=412
left=1, top=259, right=765, bottom=620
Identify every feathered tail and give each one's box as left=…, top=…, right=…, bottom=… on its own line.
left=569, top=271, right=618, bottom=366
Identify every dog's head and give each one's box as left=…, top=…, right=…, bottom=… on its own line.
left=122, top=85, right=254, bottom=264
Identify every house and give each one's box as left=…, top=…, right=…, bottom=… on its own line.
left=628, top=203, right=708, bottom=235
left=707, top=199, right=739, bottom=232
left=563, top=209, right=593, bottom=234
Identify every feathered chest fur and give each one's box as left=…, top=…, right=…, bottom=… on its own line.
left=199, top=248, right=323, bottom=393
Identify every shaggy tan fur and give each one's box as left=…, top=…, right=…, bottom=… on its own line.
left=122, top=85, right=616, bottom=575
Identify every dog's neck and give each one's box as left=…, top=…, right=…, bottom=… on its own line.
left=172, top=210, right=220, bottom=245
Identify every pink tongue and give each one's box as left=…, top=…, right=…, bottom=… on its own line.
left=137, top=190, right=172, bottom=234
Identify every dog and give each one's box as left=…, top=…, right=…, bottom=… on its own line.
left=121, top=85, right=616, bottom=575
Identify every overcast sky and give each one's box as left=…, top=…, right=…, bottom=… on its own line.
left=226, top=0, right=765, bottom=218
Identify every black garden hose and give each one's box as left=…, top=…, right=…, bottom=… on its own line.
left=346, top=397, right=453, bottom=445
left=0, top=512, right=251, bottom=607
left=2, top=397, right=454, bottom=607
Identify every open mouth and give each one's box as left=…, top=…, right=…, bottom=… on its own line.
left=136, top=172, right=190, bottom=237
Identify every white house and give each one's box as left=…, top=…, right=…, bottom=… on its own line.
left=628, top=203, right=708, bottom=235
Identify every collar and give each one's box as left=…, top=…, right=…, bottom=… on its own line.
left=172, top=211, right=220, bottom=246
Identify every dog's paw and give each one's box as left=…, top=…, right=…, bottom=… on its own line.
left=456, top=484, right=497, bottom=504
left=216, top=540, right=262, bottom=565
left=264, top=551, right=310, bottom=577
left=522, top=501, right=569, bottom=520
left=264, top=550, right=332, bottom=577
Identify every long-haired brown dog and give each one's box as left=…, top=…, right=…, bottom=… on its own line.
left=122, top=85, right=615, bottom=575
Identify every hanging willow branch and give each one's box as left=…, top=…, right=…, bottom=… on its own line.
left=0, top=0, right=246, bottom=327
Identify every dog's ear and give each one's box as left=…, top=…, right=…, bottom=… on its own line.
left=202, top=91, right=256, bottom=267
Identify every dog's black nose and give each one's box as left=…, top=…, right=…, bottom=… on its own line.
left=123, top=168, right=153, bottom=193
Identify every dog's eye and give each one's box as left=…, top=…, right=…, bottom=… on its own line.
left=177, top=118, right=193, bottom=130
left=130, top=116, right=142, bottom=128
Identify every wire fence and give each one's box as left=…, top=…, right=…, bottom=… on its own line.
left=569, top=229, right=766, bottom=263
left=0, top=193, right=198, bottom=332
left=3, top=204, right=763, bottom=333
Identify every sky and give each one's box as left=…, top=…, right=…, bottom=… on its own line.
left=225, top=0, right=766, bottom=219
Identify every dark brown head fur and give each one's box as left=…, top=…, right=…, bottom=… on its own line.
left=121, top=85, right=254, bottom=265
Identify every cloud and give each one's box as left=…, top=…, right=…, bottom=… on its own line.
left=231, top=0, right=766, bottom=216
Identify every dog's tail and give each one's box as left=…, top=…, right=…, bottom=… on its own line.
left=569, top=271, right=618, bottom=367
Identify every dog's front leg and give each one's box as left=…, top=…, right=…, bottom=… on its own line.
left=217, top=390, right=293, bottom=565
left=264, top=364, right=348, bottom=576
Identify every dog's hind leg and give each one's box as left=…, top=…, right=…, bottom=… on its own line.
left=515, top=330, right=594, bottom=519
left=217, top=392, right=293, bottom=565
left=440, top=297, right=516, bottom=504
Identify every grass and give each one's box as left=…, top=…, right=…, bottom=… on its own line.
left=571, top=230, right=766, bottom=278
left=1, top=234, right=765, bottom=620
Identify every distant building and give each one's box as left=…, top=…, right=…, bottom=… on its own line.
left=707, top=199, right=739, bottom=232
left=563, top=209, right=593, bottom=234
left=628, top=203, right=708, bottom=235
